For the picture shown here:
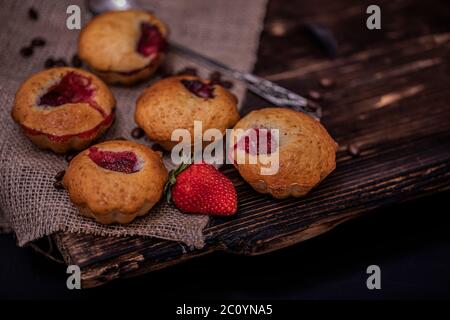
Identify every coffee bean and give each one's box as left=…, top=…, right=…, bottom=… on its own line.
left=31, top=37, right=46, bottom=47
left=28, top=7, right=38, bottom=21
left=151, top=143, right=165, bottom=153
left=347, top=143, right=360, bottom=157
left=307, top=90, right=321, bottom=100
left=269, top=20, right=287, bottom=37
left=45, top=58, right=55, bottom=69
left=209, top=71, right=222, bottom=82
left=64, top=152, right=77, bottom=162
left=131, top=127, right=145, bottom=139
left=53, top=58, right=68, bottom=67
left=319, top=77, right=335, bottom=88
left=221, top=80, right=233, bottom=89
left=177, top=67, right=197, bottom=76
left=71, top=54, right=82, bottom=68
left=210, top=79, right=222, bottom=86
left=53, top=180, right=64, bottom=190
left=20, top=46, right=33, bottom=57
left=54, top=170, right=66, bottom=181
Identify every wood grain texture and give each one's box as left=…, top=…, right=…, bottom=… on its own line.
left=54, top=0, right=450, bottom=288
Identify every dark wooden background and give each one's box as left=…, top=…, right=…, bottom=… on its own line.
left=53, top=0, right=450, bottom=287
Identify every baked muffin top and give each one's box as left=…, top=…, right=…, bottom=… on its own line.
left=63, top=140, right=168, bottom=216
left=78, top=10, right=168, bottom=72
left=135, top=75, right=240, bottom=146
left=12, top=67, right=115, bottom=136
left=230, top=107, right=337, bottom=198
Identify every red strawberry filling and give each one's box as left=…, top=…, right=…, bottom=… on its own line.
left=25, top=72, right=114, bottom=142
left=137, top=22, right=166, bottom=57
left=88, top=147, right=140, bottom=174
left=235, top=128, right=277, bottom=156
left=181, top=79, right=215, bottom=99
left=40, top=72, right=93, bottom=106
left=38, top=71, right=106, bottom=116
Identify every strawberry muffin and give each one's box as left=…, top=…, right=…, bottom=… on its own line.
left=78, top=10, right=168, bottom=85
left=63, top=140, right=168, bottom=224
left=12, top=67, right=115, bottom=153
left=229, top=107, right=337, bottom=199
left=135, top=75, right=240, bottom=150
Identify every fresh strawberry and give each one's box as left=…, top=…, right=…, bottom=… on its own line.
left=165, top=163, right=237, bottom=216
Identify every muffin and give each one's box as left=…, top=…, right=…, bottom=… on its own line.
left=11, top=67, right=115, bottom=153
left=62, top=140, right=168, bottom=224
left=78, top=10, right=168, bottom=85
left=229, top=107, right=337, bottom=199
left=135, top=75, right=240, bottom=151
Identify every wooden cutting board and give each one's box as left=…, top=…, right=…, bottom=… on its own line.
left=52, top=0, right=450, bottom=288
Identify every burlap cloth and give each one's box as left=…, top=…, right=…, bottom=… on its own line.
left=0, top=0, right=267, bottom=248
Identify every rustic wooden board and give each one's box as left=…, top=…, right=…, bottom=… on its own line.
left=53, top=0, right=450, bottom=288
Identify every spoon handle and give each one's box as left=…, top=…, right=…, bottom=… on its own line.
left=170, top=42, right=322, bottom=120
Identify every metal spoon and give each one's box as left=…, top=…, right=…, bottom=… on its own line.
left=86, top=0, right=322, bottom=119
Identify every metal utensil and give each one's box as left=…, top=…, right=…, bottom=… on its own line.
left=86, top=0, right=322, bottom=119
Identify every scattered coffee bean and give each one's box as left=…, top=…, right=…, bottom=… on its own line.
left=54, top=170, right=66, bottom=181
left=304, top=23, right=338, bottom=59
left=53, top=180, right=64, bottom=190
left=64, top=152, right=77, bottom=162
left=31, top=37, right=46, bottom=47
left=131, top=127, right=145, bottom=139
left=177, top=67, right=198, bottom=76
left=53, top=58, right=68, bottom=67
left=28, top=7, right=39, bottom=21
left=220, top=80, right=233, bottom=89
left=45, top=57, right=55, bottom=69
left=209, top=71, right=222, bottom=82
left=307, top=90, right=321, bottom=100
left=71, top=54, right=82, bottom=68
left=319, top=78, right=335, bottom=88
left=269, top=20, right=287, bottom=37
left=347, top=143, right=360, bottom=157
left=20, top=46, right=33, bottom=57
left=151, top=143, right=165, bottom=153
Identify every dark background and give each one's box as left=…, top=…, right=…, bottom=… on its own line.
left=2, top=0, right=450, bottom=299
left=1, top=191, right=449, bottom=300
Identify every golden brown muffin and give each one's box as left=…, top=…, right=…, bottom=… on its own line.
left=135, top=75, right=240, bottom=150
left=78, top=10, right=168, bottom=85
left=229, top=107, right=337, bottom=199
left=62, top=140, right=168, bottom=224
left=11, top=67, right=116, bottom=153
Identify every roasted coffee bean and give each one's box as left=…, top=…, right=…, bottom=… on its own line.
left=45, top=58, right=55, bottom=69
left=71, top=54, right=82, bottom=67
left=209, top=71, right=222, bottom=82
left=54, top=170, right=66, bottom=181
left=269, top=20, right=287, bottom=37
left=304, top=23, right=338, bottom=59
left=347, top=144, right=360, bottom=157
left=64, top=152, right=77, bottom=162
left=131, top=127, right=145, bottom=139
left=307, top=90, right=321, bottom=100
left=53, top=58, right=68, bottom=67
left=177, top=67, right=198, bottom=76
left=319, top=77, right=335, bottom=88
left=20, top=46, right=33, bottom=57
left=28, top=7, right=38, bottom=21
left=53, top=180, right=64, bottom=190
left=151, top=143, right=165, bottom=153
left=220, top=80, right=233, bottom=89
left=31, top=37, right=46, bottom=47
